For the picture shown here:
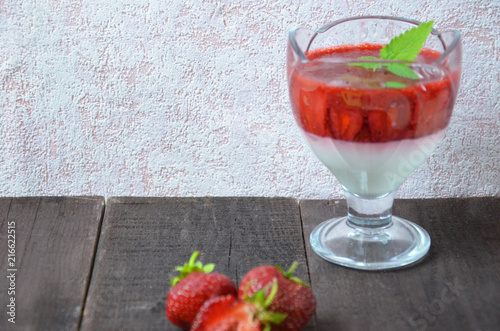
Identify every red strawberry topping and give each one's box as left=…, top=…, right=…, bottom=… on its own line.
left=297, top=86, right=328, bottom=136
left=329, top=109, right=364, bottom=141
left=368, top=110, right=390, bottom=142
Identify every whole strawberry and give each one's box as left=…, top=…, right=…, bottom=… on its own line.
left=238, top=262, right=316, bottom=331
left=191, top=281, right=286, bottom=331
left=166, top=251, right=237, bottom=330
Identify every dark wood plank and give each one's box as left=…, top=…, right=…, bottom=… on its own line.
left=0, top=197, right=104, bottom=331
left=81, top=197, right=313, bottom=331
left=300, top=197, right=500, bottom=331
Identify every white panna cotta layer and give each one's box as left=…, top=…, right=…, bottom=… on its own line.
left=304, top=130, right=445, bottom=198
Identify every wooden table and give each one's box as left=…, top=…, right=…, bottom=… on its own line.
left=0, top=197, right=499, bottom=331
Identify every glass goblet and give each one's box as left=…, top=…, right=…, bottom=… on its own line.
left=287, top=16, right=461, bottom=270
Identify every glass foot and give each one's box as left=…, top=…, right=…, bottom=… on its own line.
left=309, top=216, right=430, bottom=270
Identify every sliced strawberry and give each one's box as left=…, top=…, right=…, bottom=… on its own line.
left=414, top=83, right=451, bottom=138
left=355, top=89, right=414, bottom=141
left=353, top=124, right=371, bottom=142
left=191, top=295, right=260, bottom=331
left=329, top=109, right=363, bottom=141
left=386, top=97, right=411, bottom=131
left=326, top=90, right=364, bottom=141
left=166, top=251, right=237, bottom=330
left=297, top=86, right=328, bottom=136
left=368, top=110, right=391, bottom=142
left=384, top=95, right=412, bottom=140
left=192, top=282, right=286, bottom=331
left=328, top=109, right=342, bottom=139
left=340, top=110, right=363, bottom=141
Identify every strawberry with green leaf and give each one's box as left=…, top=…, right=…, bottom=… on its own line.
left=166, top=251, right=237, bottom=330
left=238, top=262, right=316, bottom=331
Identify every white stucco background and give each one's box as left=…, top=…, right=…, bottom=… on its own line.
left=1, top=0, right=499, bottom=198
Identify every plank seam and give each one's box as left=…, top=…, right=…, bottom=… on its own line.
left=228, top=229, right=233, bottom=275
left=77, top=198, right=106, bottom=331
left=297, top=200, right=313, bottom=285
left=0, top=198, right=13, bottom=237
left=297, top=200, right=318, bottom=330
left=17, top=198, right=41, bottom=271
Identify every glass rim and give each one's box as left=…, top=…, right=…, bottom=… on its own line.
left=289, top=15, right=461, bottom=65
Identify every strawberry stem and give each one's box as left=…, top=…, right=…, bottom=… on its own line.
left=285, top=262, right=298, bottom=277
left=276, top=262, right=311, bottom=288
left=170, top=251, right=215, bottom=286
left=246, top=279, right=287, bottom=329
left=189, top=250, right=200, bottom=265
left=263, top=278, right=279, bottom=308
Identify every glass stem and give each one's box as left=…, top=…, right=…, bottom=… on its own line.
left=345, top=191, right=395, bottom=234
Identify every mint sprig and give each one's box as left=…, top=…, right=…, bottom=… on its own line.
left=349, top=20, right=434, bottom=87
left=385, top=63, right=420, bottom=79
left=355, top=56, right=382, bottom=71
left=385, top=81, right=407, bottom=88
left=380, top=21, right=434, bottom=61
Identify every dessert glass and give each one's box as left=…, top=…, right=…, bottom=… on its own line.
left=287, top=16, right=461, bottom=270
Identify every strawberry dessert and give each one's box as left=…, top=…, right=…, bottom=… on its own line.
left=289, top=44, right=457, bottom=197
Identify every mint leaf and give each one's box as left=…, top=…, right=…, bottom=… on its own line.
left=380, top=21, right=434, bottom=61
left=385, top=63, right=420, bottom=79
left=385, top=81, right=407, bottom=88
left=350, top=21, right=434, bottom=82
left=349, top=56, right=383, bottom=71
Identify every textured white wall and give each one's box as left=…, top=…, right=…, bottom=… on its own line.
left=1, top=0, right=498, bottom=198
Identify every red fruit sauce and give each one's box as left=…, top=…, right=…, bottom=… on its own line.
left=289, top=44, right=457, bottom=142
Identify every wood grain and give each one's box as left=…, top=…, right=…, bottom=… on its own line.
left=81, top=197, right=313, bottom=331
left=0, top=197, right=104, bottom=331
left=300, top=197, right=500, bottom=331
